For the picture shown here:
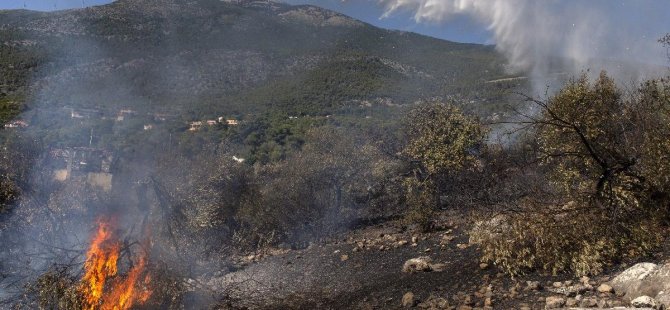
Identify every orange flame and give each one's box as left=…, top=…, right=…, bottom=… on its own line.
left=81, top=219, right=120, bottom=309
left=101, top=250, right=152, bottom=310
left=80, top=218, right=153, bottom=310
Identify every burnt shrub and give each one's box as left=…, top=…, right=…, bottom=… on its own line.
left=472, top=74, right=670, bottom=276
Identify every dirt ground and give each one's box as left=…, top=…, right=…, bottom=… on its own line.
left=203, top=211, right=667, bottom=309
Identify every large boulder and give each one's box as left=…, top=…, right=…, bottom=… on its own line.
left=611, top=263, right=660, bottom=300
left=610, top=262, right=670, bottom=308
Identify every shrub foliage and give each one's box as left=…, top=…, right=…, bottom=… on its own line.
left=475, top=73, right=670, bottom=276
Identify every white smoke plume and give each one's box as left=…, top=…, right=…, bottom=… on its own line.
left=380, top=0, right=669, bottom=92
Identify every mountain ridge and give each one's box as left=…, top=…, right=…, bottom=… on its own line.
left=0, top=0, right=515, bottom=128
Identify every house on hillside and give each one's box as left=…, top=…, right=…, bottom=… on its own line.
left=116, top=109, right=137, bottom=122
left=217, top=117, right=240, bottom=126
left=47, top=147, right=114, bottom=191
left=4, top=120, right=28, bottom=128
left=69, top=108, right=101, bottom=119
left=189, top=121, right=203, bottom=131
left=71, top=111, right=84, bottom=119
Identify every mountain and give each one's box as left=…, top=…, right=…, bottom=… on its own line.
left=0, top=0, right=513, bottom=118
left=0, top=0, right=523, bottom=164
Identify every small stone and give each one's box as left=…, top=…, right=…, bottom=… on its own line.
left=545, top=296, right=566, bottom=309
left=565, top=298, right=578, bottom=307
left=398, top=240, right=408, bottom=246
left=597, top=283, right=613, bottom=293
left=580, top=276, right=591, bottom=284
left=420, top=297, right=449, bottom=309
left=484, top=297, right=492, bottom=307
left=631, top=295, right=659, bottom=308
left=340, top=254, right=349, bottom=261
left=431, top=263, right=447, bottom=272
left=411, top=236, right=418, bottom=243
left=456, top=243, right=469, bottom=249
left=552, top=281, right=563, bottom=288
left=597, top=299, right=608, bottom=308
left=526, top=281, right=542, bottom=291
left=442, top=234, right=456, bottom=242
left=463, top=295, right=473, bottom=306
left=579, top=296, right=598, bottom=308
left=402, top=292, right=416, bottom=308
left=402, top=257, right=433, bottom=273
left=479, top=263, right=489, bottom=270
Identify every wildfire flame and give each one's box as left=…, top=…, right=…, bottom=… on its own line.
left=80, top=218, right=152, bottom=310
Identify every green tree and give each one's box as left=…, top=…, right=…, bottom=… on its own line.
left=403, top=103, right=485, bottom=176
left=401, top=103, right=485, bottom=229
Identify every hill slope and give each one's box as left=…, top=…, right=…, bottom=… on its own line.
left=0, top=0, right=512, bottom=119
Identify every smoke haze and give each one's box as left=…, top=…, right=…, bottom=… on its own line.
left=380, top=0, right=669, bottom=92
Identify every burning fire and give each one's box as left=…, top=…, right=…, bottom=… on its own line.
left=80, top=218, right=152, bottom=310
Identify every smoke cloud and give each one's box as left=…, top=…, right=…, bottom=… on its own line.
left=380, top=0, right=669, bottom=92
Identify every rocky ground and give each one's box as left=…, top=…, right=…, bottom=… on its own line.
left=201, top=211, right=670, bottom=309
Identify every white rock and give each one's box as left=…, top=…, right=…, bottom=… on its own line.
left=656, top=291, right=670, bottom=309
left=598, top=283, right=614, bottom=293
left=611, top=263, right=659, bottom=299
left=402, top=292, right=415, bottom=308
left=545, top=296, right=566, bottom=309
left=631, top=295, right=659, bottom=308
left=614, top=263, right=659, bottom=283
left=402, top=257, right=433, bottom=273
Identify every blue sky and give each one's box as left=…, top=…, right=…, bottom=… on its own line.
left=0, top=0, right=112, bottom=11
left=284, top=0, right=492, bottom=43
left=0, top=0, right=492, bottom=43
